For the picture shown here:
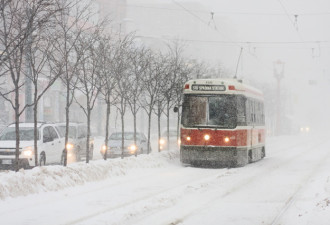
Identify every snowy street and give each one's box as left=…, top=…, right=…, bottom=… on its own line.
left=1, top=134, right=330, bottom=225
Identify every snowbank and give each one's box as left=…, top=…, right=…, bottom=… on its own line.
left=0, top=150, right=180, bottom=200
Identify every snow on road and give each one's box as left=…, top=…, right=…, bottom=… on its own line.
left=0, top=134, right=330, bottom=225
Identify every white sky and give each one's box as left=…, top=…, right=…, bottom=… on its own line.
left=127, top=0, right=330, bottom=84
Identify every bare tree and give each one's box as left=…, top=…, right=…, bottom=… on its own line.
left=97, top=35, right=117, bottom=160
left=126, top=47, right=150, bottom=155
left=49, top=0, right=97, bottom=166
left=152, top=54, right=169, bottom=152
left=26, top=25, right=61, bottom=166
left=74, top=28, right=104, bottom=163
left=162, top=43, right=188, bottom=150
left=0, top=0, right=62, bottom=171
left=140, top=52, right=166, bottom=154
left=112, top=35, right=134, bottom=159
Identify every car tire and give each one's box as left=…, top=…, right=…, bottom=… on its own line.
left=60, top=151, right=65, bottom=165
left=39, top=153, right=46, bottom=166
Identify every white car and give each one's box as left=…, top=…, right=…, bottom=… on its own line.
left=56, top=123, right=94, bottom=162
left=0, top=123, right=65, bottom=169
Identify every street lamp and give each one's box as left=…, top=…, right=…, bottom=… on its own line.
left=273, top=60, right=285, bottom=136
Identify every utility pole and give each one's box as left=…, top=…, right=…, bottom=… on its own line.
left=273, top=60, right=285, bottom=136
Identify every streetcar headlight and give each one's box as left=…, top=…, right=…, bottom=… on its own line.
left=204, top=134, right=210, bottom=141
left=178, top=139, right=181, bottom=145
left=305, top=126, right=310, bottom=132
left=22, top=146, right=34, bottom=157
left=186, top=136, right=191, bottom=141
left=66, top=143, right=74, bottom=150
left=224, top=137, right=230, bottom=143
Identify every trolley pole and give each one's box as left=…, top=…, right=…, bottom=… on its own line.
left=273, top=60, right=285, bottom=136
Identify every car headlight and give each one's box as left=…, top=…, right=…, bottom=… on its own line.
left=101, top=144, right=108, bottom=154
left=66, top=143, right=74, bottom=150
left=22, top=146, right=34, bottom=157
left=159, top=139, right=165, bottom=145
left=128, top=144, right=137, bottom=152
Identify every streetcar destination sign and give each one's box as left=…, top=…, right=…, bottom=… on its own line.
left=191, top=84, right=226, bottom=91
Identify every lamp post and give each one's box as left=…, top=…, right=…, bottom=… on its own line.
left=273, top=60, right=285, bottom=136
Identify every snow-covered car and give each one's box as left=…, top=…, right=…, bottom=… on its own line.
left=159, top=128, right=180, bottom=151
left=100, top=132, right=150, bottom=158
left=56, top=123, right=94, bottom=162
left=0, top=122, right=65, bottom=169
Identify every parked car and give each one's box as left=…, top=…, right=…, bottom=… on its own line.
left=100, top=131, right=150, bottom=158
left=159, top=128, right=180, bottom=151
left=0, top=122, right=65, bottom=169
left=56, top=123, right=94, bottom=162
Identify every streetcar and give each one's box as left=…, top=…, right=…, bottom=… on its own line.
left=177, top=79, right=265, bottom=167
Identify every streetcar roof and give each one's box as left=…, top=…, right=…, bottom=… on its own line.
left=183, top=78, right=263, bottom=100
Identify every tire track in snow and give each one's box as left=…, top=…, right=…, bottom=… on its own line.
left=159, top=138, right=330, bottom=225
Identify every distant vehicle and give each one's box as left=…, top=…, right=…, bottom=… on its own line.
left=178, top=78, right=266, bottom=167
left=159, top=128, right=179, bottom=151
left=56, top=123, right=94, bottom=162
left=300, top=125, right=311, bottom=134
left=0, top=122, right=65, bottom=169
left=101, top=131, right=150, bottom=158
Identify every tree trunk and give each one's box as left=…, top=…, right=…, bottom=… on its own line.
left=166, top=101, right=170, bottom=151
left=177, top=107, right=180, bottom=141
left=133, top=103, right=137, bottom=157
left=121, top=111, right=124, bottom=159
left=147, top=109, right=152, bottom=154
left=104, top=98, right=110, bottom=160
left=64, top=82, right=70, bottom=166
left=86, top=107, right=91, bottom=163
left=158, top=104, right=161, bottom=152
left=14, top=87, right=20, bottom=172
left=33, top=84, right=38, bottom=166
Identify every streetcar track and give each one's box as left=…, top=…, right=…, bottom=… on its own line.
left=269, top=141, right=330, bottom=225
left=71, top=136, right=325, bottom=225
left=159, top=138, right=330, bottom=225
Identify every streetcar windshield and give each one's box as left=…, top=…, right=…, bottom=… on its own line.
left=182, top=95, right=237, bottom=128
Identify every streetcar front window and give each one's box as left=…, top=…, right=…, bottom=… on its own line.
left=182, top=95, right=237, bottom=128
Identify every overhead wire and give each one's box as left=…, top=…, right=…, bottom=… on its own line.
left=124, top=4, right=330, bottom=17
left=129, top=1, right=329, bottom=73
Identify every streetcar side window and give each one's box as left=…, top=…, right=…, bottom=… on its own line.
left=236, top=96, right=246, bottom=126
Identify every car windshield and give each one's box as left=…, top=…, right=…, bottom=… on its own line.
left=182, top=95, right=237, bottom=129
left=0, top=127, right=39, bottom=141
left=109, top=132, right=139, bottom=140
left=57, top=126, right=76, bottom=139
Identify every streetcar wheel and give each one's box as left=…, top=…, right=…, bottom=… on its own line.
left=248, top=150, right=253, bottom=163
left=261, top=147, right=266, bottom=158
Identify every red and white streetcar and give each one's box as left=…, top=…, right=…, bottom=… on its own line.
left=178, top=78, right=265, bottom=167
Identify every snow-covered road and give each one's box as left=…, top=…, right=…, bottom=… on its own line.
left=1, top=134, right=330, bottom=225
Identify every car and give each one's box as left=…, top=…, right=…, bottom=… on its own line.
left=0, top=122, right=65, bottom=169
left=100, top=131, right=150, bottom=158
left=159, top=128, right=180, bottom=151
left=56, top=123, right=94, bottom=162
